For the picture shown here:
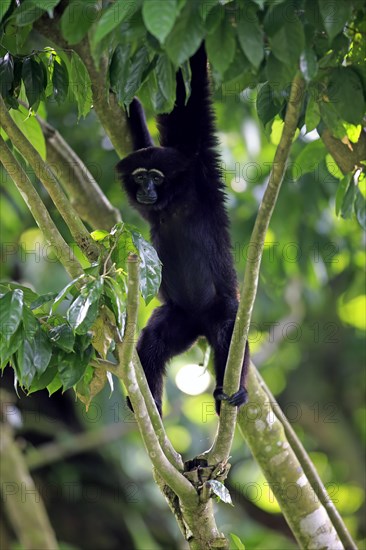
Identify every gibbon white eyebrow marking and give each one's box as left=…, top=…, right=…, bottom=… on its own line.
left=132, top=168, right=148, bottom=175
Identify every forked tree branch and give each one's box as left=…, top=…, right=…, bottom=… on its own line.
left=0, top=136, right=83, bottom=279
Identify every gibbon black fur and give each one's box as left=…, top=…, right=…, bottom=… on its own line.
left=117, top=44, right=249, bottom=416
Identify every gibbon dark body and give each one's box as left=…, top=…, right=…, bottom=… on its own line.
left=117, top=45, right=249, bottom=416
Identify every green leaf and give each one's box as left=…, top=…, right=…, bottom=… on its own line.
left=237, top=11, right=264, bottom=69
left=266, top=53, right=296, bottom=91
left=58, top=350, right=91, bottom=391
left=123, top=47, right=150, bottom=107
left=341, top=179, right=356, bottom=219
left=13, top=1, right=45, bottom=27
left=200, top=0, right=218, bottom=20
left=51, top=275, right=83, bottom=312
left=61, top=1, right=98, bottom=45
left=0, top=53, right=14, bottom=96
left=0, top=326, right=23, bottom=369
left=335, top=173, right=352, bottom=216
left=270, top=16, right=305, bottom=66
left=305, top=95, right=321, bottom=132
left=16, top=339, right=36, bottom=386
left=181, top=60, right=192, bottom=104
left=110, top=44, right=132, bottom=103
left=165, top=4, right=204, bottom=66
left=47, top=372, right=62, bottom=395
left=156, top=54, right=176, bottom=101
left=300, top=47, right=318, bottom=82
left=70, top=52, right=93, bottom=119
left=104, top=278, right=127, bottom=336
left=327, top=67, right=365, bottom=125
left=318, top=0, right=351, bottom=42
left=206, top=17, right=235, bottom=76
left=49, top=323, right=75, bottom=352
left=28, top=366, right=58, bottom=394
left=129, top=229, right=162, bottom=304
left=67, top=278, right=103, bottom=331
left=30, top=292, right=58, bottom=310
left=32, top=327, right=52, bottom=375
left=32, top=0, right=61, bottom=8
left=142, top=0, right=178, bottom=44
left=319, top=101, right=346, bottom=140
left=355, top=188, right=366, bottom=230
left=207, top=480, right=233, bottom=505
left=0, top=283, right=38, bottom=304
left=91, top=0, right=139, bottom=46
left=256, top=82, right=283, bottom=128
left=0, top=0, right=12, bottom=23
left=22, top=305, right=39, bottom=339
left=22, top=58, right=45, bottom=109
left=293, top=140, right=326, bottom=180
left=0, top=290, right=23, bottom=343
left=10, top=106, right=46, bottom=160
left=90, top=229, right=110, bottom=242
left=230, top=533, right=246, bottom=550
left=52, top=59, right=69, bottom=105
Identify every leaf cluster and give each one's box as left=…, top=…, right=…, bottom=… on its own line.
left=0, top=223, right=161, bottom=403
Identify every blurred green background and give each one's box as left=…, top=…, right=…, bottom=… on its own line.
left=1, top=85, right=365, bottom=549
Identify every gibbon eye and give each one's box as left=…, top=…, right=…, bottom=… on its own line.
left=153, top=175, right=163, bottom=185
left=134, top=173, right=147, bottom=185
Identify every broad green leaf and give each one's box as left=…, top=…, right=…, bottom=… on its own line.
left=52, top=59, right=69, bottom=105
left=0, top=326, right=23, bottom=369
left=319, top=101, right=346, bottom=140
left=256, top=82, right=283, bottom=128
left=341, top=179, right=356, bottom=219
left=58, top=350, right=91, bottom=390
left=142, top=0, right=178, bottom=44
left=230, top=533, right=246, bottom=550
left=32, top=0, right=61, bottom=8
left=270, top=16, right=305, bottom=67
left=30, top=292, right=58, bottom=310
left=22, top=58, right=45, bottom=109
left=47, top=372, right=62, bottom=395
left=16, top=339, right=36, bottom=387
left=335, top=173, right=352, bottom=216
left=200, top=0, right=218, bottom=20
left=293, top=140, right=326, bottom=180
left=0, top=282, right=38, bottom=304
left=237, top=11, right=264, bottom=69
left=51, top=274, right=84, bottom=312
left=0, top=0, right=11, bottom=23
left=110, top=44, right=132, bottom=103
left=90, top=229, right=110, bottom=242
left=206, top=17, right=235, bottom=76
left=181, top=60, right=192, bottom=104
left=123, top=47, right=150, bottom=107
left=0, top=290, right=23, bottom=343
left=305, top=95, right=321, bottom=132
left=22, top=305, right=39, bottom=339
left=91, top=0, right=139, bottom=46
left=10, top=106, right=46, bottom=160
left=32, top=327, right=52, bottom=374
left=104, top=277, right=127, bottom=335
left=318, top=0, right=351, bottom=42
left=129, top=229, right=162, bottom=304
left=207, top=480, right=233, bottom=505
left=49, top=323, right=75, bottom=352
left=165, top=4, right=204, bottom=66
left=0, top=53, right=14, bottom=96
left=70, top=52, right=93, bottom=119
left=300, top=47, right=318, bottom=82
left=266, top=53, right=296, bottom=92
left=344, top=123, right=362, bottom=144
left=67, top=278, right=103, bottom=331
left=327, top=67, right=365, bottom=125
left=61, top=1, right=98, bottom=45
left=13, top=1, right=45, bottom=26
left=28, top=366, right=58, bottom=394
left=355, top=188, right=366, bottom=230
left=156, top=54, right=176, bottom=101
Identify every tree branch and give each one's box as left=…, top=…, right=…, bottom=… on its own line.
left=0, top=395, right=59, bottom=550
left=209, top=73, right=307, bottom=464
left=321, top=127, right=366, bottom=174
left=0, top=136, right=83, bottom=279
left=0, top=96, right=99, bottom=262
left=38, top=116, right=121, bottom=230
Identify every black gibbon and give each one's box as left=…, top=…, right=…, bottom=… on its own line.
left=117, top=44, right=249, bottom=416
